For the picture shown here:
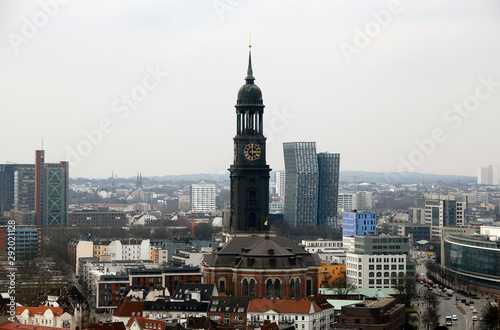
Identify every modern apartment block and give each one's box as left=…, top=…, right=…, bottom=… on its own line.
left=0, top=225, right=43, bottom=256
left=342, top=211, right=376, bottom=237
left=191, top=181, right=216, bottom=213
left=283, top=142, right=340, bottom=230
left=275, top=170, right=286, bottom=197
left=345, top=235, right=416, bottom=289
left=338, top=193, right=356, bottom=213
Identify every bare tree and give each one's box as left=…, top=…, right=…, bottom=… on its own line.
left=421, top=290, right=440, bottom=330
left=329, top=276, right=356, bottom=299
left=394, top=274, right=417, bottom=306
left=478, top=303, right=499, bottom=330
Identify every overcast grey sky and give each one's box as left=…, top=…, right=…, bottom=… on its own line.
left=2, top=0, right=500, bottom=178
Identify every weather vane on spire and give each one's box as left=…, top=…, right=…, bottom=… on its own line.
left=247, top=35, right=251, bottom=50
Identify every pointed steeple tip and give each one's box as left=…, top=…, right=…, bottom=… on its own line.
left=245, top=42, right=255, bottom=84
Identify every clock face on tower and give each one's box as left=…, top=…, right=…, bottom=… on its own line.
left=244, top=143, right=261, bottom=161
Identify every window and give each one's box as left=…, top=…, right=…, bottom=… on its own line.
left=384, top=265, right=389, bottom=270
left=243, top=279, right=248, bottom=296
left=266, top=279, right=273, bottom=298
left=220, top=279, right=225, bottom=293
left=274, top=280, right=281, bottom=298
left=250, top=279, right=256, bottom=297
left=290, top=279, right=295, bottom=299
left=376, top=265, right=382, bottom=270
left=369, top=265, right=374, bottom=270
left=306, top=279, right=312, bottom=296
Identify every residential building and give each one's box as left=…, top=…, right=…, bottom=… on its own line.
left=191, top=182, right=216, bottom=213
left=246, top=297, right=335, bottom=330
left=333, top=297, right=405, bottom=329
left=67, top=239, right=94, bottom=272
left=338, top=193, right=356, bottom=213
left=0, top=225, right=43, bottom=256
left=178, top=194, right=190, bottom=211
left=317, top=153, right=341, bottom=230
left=207, top=296, right=251, bottom=327
left=478, top=163, right=499, bottom=185
left=355, top=191, right=373, bottom=211
left=107, top=239, right=151, bottom=261
left=15, top=306, right=77, bottom=329
left=342, top=211, right=376, bottom=237
left=94, top=266, right=203, bottom=309
left=318, top=261, right=346, bottom=289
left=275, top=170, right=286, bottom=197
left=171, top=250, right=205, bottom=267
left=283, top=142, right=319, bottom=228
left=283, top=142, right=340, bottom=230
left=345, top=235, right=415, bottom=289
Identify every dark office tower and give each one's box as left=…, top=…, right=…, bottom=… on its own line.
left=14, top=166, right=36, bottom=212
left=229, top=49, right=271, bottom=232
left=0, top=164, right=30, bottom=213
left=317, top=152, right=340, bottom=230
left=283, top=142, right=319, bottom=227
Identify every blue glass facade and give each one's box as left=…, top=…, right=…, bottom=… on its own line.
left=342, top=212, right=377, bottom=237
left=444, top=234, right=500, bottom=288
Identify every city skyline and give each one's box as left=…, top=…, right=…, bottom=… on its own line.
left=2, top=1, right=500, bottom=178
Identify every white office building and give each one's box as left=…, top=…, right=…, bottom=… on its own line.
left=191, top=181, right=216, bottom=213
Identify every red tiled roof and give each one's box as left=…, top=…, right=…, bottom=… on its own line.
left=126, top=317, right=166, bottom=330
left=85, top=322, right=126, bottom=330
left=15, top=306, right=64, bottom=317
left=247, top=299, right=320, bottom=314
left=113, top=301, right=144, bottom=317
left=0, top=321, right=65, bottom=330
left=260, top=322, right=279, bottom=330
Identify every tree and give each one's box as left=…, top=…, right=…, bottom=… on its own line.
left=329, top=276, right=355, bottom=299
left=394, top=274, right=417, bottom=306
left=421, top=290, right=440, bottom=330
left=478, top=303, right=499, bottom=330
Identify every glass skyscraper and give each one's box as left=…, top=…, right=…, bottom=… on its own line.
left=283, top=142, right=340, bottom=230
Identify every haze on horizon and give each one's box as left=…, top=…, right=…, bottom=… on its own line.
left=2, top=0, right=500, bottom=179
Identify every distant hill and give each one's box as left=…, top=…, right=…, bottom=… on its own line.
left=340, top=171, right=476, bottom=184
left=71, top=171, right=476, bottom=185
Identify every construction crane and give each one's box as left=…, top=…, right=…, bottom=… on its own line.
left=190, top=213, right=195, bottom=237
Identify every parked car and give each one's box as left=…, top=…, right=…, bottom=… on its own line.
left=452, top=315, right=457, bottom=320
left=461, top=299, right=466, bottom=303
left=473, top=315, right=478, bottom=321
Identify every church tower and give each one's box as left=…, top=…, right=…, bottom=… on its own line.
left=229, top=47, right=271, bottom=232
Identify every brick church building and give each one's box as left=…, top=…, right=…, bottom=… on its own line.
left=202, top=47, right=321, bottom=299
